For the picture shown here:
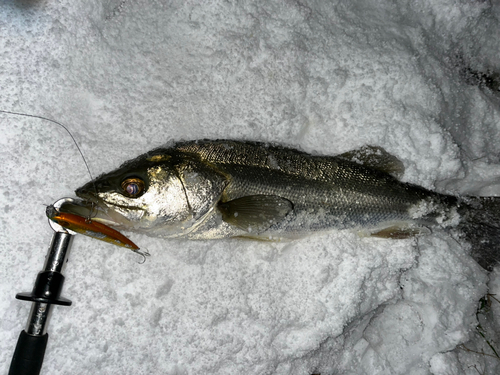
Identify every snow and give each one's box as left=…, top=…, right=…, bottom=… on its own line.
left=1, top=0, right=500, bottom=374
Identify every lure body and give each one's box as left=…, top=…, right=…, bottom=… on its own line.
left=46, top=205, right=139, bottom=250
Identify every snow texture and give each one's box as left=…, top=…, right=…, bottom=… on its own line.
left=1, top=0, right=500, bottom=374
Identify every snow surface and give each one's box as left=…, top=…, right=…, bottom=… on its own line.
left=1, top=0, right=500, bottom=374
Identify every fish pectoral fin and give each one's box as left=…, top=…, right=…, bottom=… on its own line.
left=218, top=195, right=293, bottom=233
left=368, top=225, right=430, bottom=239
left=339, top=145, right=405, bottom=179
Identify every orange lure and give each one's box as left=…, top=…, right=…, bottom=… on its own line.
left=46, top=206, right=139, bottom=251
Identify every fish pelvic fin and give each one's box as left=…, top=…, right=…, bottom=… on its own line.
left=369, top=225, right=430, bottom=239
left=457, top=196, right=500, bottom=271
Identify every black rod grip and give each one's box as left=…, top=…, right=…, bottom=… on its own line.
left=8, top=330, right=48, bottom=375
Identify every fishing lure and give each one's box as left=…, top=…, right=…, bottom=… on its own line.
left=46, top=204, right=139, bottom=250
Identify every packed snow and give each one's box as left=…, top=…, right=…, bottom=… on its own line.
left=1, top=1, right=500, bottom=374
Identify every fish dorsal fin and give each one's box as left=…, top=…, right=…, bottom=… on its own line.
left=368, top=225, right=430, bottom=239
left=218, top=195, right=293, bottom=233
left=339, top=145, right=405, bottom=179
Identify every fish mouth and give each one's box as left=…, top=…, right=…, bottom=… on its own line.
left=58, top=196, right=131, bottom=228
left=48, top=198, right=140, bottom=251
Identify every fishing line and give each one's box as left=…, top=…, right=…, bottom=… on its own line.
left=0, top=109, right=99, bottom=219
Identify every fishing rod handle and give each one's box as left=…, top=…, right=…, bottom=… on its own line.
left=9, top=229, right=74, bottom=375
left=8, top=330, right=48, bottom=375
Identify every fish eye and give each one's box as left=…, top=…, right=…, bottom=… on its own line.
left=121, top=177, right=145, bottom=198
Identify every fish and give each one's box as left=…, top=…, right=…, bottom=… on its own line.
left=62, top=139, right=500, bottom=270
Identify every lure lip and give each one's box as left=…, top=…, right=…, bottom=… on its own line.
left=46, top=202, right=78, bottom=234
left=47, top=198, right=140, bottom=250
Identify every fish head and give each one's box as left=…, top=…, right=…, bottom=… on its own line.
left=74, top=151, right=216, bottom=237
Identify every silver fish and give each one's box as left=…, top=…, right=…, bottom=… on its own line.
left=63, top=140, right=499, bottom=270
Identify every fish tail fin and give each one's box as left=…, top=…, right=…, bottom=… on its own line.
left=457, top=197, right=500, bottom=271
